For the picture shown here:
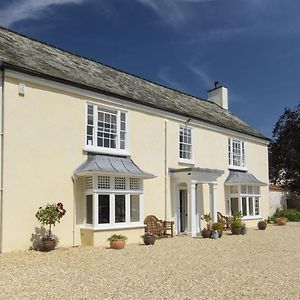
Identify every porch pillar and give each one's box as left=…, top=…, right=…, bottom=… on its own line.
left=188, top=182, right=197, bottom=237
left=209, top=183, right=218, bottom=223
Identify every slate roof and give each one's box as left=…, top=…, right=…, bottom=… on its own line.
left=0, top=27, right=268, bottom=140
left=224, top=171, right=267, bottom=186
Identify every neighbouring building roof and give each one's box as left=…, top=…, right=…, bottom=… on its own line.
left=75, top=154, right=154, bottom=178
left=269, top=184, right=288, bottom=191
left=224, top=171, right=267, bottom=186
left=0, top=27, right=268, bottom=141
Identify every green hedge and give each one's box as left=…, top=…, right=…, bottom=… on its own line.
left=273, top=209, right=300, bottom=222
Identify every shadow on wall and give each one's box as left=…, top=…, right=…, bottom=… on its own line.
left=30, top=226, right=47, bottom=250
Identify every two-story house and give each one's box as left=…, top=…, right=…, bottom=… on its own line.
left=0, top=27, right=269, bottom=252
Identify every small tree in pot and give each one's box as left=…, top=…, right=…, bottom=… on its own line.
left=201, top=213, right=212, bottom=238
left=231, top=220, right=242, bottom=235
left=35, top=202, right=66, bottom=251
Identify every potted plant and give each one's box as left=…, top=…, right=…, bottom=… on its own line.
left=231, top=220, right=242, bottom=235
left=257, top=220, right=267, bottom=230
left=241, top=222, right=247, bottom=235
left=35, top=202, right=66, bottom=251
left=277, top=217, right=287, bottom=226
left=142, top=232, right=155, bottom=245
left=107, top=234, right=127, bottom=249
left=212, top=222, right=224, bottom=238
left=201, top=213, right=212, bottom=238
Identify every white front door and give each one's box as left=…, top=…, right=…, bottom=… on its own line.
left=179, top=189, right=188, bottom=233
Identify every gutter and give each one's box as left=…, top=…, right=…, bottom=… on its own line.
left=0, top=61, right=4, bottom=252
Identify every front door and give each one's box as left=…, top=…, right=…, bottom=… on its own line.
left=179, top=189, right=188, bottom=233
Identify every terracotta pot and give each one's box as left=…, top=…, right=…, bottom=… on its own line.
left=231, top=227, right=241, bottom=235
left=110, top=239, right=126, bottom=249
left=258, top=221, right=267, bottom=230
left=201, top=228, right=212, bottom=238
left=41, top=238, right=55, bottom=252
left=277, top=218, right=286, bottom=226
left=143, top=235, right=155, bottom=245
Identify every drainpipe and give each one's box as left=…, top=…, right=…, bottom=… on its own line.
left=164, top=120, right=170, bottom=220
left=0, top=64, right=4, bottom=253
left=71, top=175, right=77, bottom=247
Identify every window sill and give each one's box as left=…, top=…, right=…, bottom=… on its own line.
left=83, top=146, right=129, bottom=156
left=241, top=216, right=262, bottom=220
left=228, top=166, right=248, bottom=172
left=81, top=223, right=145, bottom=231
left=178, top=159, right=195, bottom=166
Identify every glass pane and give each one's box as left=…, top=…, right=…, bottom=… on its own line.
left=255, top=197, right=260, bottom=215
left=248, top=186, right=253, bottom=194
left=241, top=185, right=247, bottom=194
left=86, top=195, right=93, bottom=224
left=120, top=141, right=125, bottom=150
left=130, top=195, right=140, bottom=222
left=121, top=112, right=126, bottom=122
left=254, top=186, right=260, bottom=194
left=115, top=195, right=126, bottom=223
left=230, top=198, right=239, bottom=216
left=230, top=186, right=238, bottom=194
left=248, top=197, right=254, bottom=215
left=242, top=197, right=247, bottom=216
left=98, top=195, right=110, bottom=224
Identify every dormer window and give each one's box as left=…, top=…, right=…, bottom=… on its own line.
left=85, top=103, right=127, bottom=154
left=228, top=138, right=245, bottom=169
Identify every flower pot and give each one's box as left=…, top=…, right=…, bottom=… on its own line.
left=258, top=221, right=267, bottom=230
left=277, top=218, right=286, bottom=226
left=110, top=239, right=126, bottom=249
left=41, top=238, right=55, bottom=252
left=241, top=227, right=247, bottom=235
left=201, top=228, right=212, bottom=238
left=231, top=227, right=241, bottom=235
left=143, top=235, right=155, bottom=245
left=212, top=230, right=219, bottom=239
left=218, top=230, right=223, bottom=238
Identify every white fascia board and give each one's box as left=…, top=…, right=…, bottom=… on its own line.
left=5, top=69, right=270, bottom=146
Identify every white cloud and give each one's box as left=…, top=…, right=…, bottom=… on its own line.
left=0, top=0, right=88, bottom=27
left=136, top=0, right=214, bottom=27
left=158, top=66, right=187, bottom=91
left=187, top=61, right=212, bottom=88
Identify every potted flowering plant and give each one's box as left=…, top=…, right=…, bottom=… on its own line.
left=35, top=202, right=66, bottom=251
left=141, top=232, right=156, bottom=245
left=201, top=213, right=212, bottom=238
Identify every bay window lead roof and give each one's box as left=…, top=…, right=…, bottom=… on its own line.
left=0, top=27, right=268, bottom=141
left=224, top=171, right=267, bottom=186
left=75, top=154, right=155, bottom=178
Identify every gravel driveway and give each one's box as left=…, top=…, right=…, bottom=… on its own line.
left=1, top=223, right=300, bottom=299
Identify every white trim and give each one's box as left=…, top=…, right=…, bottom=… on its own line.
left=80, top=224, right=145, bottom=230
left=5, top=69, right=270, bottom=146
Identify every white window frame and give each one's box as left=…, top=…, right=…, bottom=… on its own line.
left=82, top=175, right=144, bottom=230
left=228, top=138, right=246, bottom=171
left=228, top=185, right=261, bottom=220
left=84, top=102, right=128, bottom=155
left=179, top=125, right=194, bottom=164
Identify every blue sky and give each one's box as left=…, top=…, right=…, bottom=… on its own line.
left=1, top=0, right=300, bottom=138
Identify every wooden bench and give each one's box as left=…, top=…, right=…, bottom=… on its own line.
left=217, top=211, right=234, bottom=229
left=144, top=215, right=174, bottom=237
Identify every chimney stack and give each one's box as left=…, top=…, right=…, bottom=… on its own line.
left=208, top=82, right=228, bottom=110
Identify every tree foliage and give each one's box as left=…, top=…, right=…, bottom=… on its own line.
left=269, top=103, right=300, bottom=194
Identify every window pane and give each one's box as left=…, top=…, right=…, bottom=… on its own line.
left=115, top=195, right=126, bottom=223
left=255, top=197, right=260, bottom=215
left=230, top=197, right=239, bottom=216
left=254, top=186, right=260, bottom=194
left=86, top=195, right=93, bottom=224
left=241, top=185, right=247, bottom=194
left=179, top=125, right=192, bottom=160
left=248, top=186, right=253, bottom=194
left=98, top=195, right=110, bottom=224
left=248, top=197, right=254, bottom=215
left=130, top=195, right=140, bottom=222
left=230, top=186, right=238, bottom=194
left=242, top=197, right=247, bottom=216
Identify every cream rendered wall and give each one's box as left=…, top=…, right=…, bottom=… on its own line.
left=1, top=73, right=269, bottom=252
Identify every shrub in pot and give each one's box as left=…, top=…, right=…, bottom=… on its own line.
left=231, top=220, right=242, bottom=235
left=142, top=232, right=155, bottom=245
left=241, top=222, right=247, bottom=235
left=35, top=202, right=66, bottom=251
left=212, top=222, right=224, bottom=238
left=107, top=234, right=127, bottom=249
left=257, top=220, right=267, bottom=230
left=201, top=213, right=212, bottom=238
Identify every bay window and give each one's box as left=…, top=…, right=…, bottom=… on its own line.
left=85, top=103, right=127, bottom=154
left=229, top=185, right=261, bottom=218
left=84, top=175, right=143, bottom=229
